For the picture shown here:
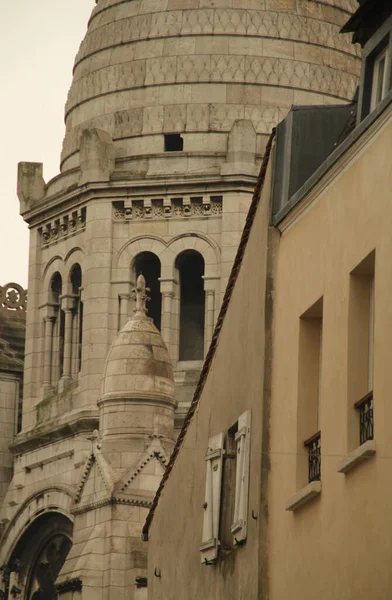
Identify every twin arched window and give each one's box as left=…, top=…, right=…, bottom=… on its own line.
left=131, top=250, right=206, bottom=362
left=43, top=265, right=83, bottom=393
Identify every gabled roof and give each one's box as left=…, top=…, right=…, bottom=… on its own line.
left=142, top=129, right=276, bottom=540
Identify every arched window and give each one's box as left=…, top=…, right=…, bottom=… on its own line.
left=70, top=264, right=83, bottom=373
left=133, top=252, right=162, bottom=330
left=176, top=250, right=205, bottom=361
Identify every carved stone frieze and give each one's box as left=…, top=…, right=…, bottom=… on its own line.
left=113, top=196, right=223, bottom=221
left=40, top=208, right=86, bottom=247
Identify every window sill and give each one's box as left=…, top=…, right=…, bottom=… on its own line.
left=337, top=439, right=376, bottom=474
left=285, top=481, right=321, bottom=512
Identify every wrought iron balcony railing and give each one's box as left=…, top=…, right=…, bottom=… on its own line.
left=304, top=431, right=321, bottom=483
left=355, top=391, right=374, bottom=445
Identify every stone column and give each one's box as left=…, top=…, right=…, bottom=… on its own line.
left=59, top=295, right=76, bottom=388
left=159, top=278, right=176, bottom=360
left=43, top=316, right=55, bottom=394
left=205, top=290, right=215, bottom=354
left=203, top=276, right=218, bottom=356
left=119, top=293, right=130, bottom=329
left=40, top=303, right=58, bottom=395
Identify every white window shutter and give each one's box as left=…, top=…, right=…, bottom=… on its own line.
left=200, top=432, right=224, bottom=564
left=231, top=410, right=251, bottom=544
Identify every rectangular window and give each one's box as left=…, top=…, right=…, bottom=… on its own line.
left=296, top=298, right=323, bottom=488
left=347, top=251, right=375, bottom=450
left=371, top=47, right=390, bottom=110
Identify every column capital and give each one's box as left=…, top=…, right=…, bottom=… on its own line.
left=202, top=276, right=218, bottom=293
left=39, top=303, right=58, bottom=320
left=43, top=315, right=56, bottom=323
left=60, top=294, right=78, bottom=311
left=159, top=278, right=177, bottom=294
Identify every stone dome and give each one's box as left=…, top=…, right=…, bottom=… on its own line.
left=101, top=276, right=174, bottom=405
left=61, top=0, right=361, bottom=175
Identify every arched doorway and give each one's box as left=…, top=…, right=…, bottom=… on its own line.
left=5, top=513, right=72, bottom=600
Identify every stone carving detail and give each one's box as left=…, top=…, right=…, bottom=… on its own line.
left=186, top=104, right=209, bottom=131
left=68, top=49, right=357, bottom=125
left=41, top=208, right=86, bottom=246
left=210, top=104, right=244, bottom=131
left=245, top=105, right=286, bottom=134
left=164, top=105, right=186, bottom=132
left=114, top=108, right=143, bottom=138
left=0, top=284, right=27, bottom=313
left=145, top=57, right=176, bottom=85
left=177, top=55, right=211, bottom=83
left=113, top=197, right=223, bottom=221
left=182, top=10, right=214, bottom=35
left=150, top=10, right=182, bottom=37
left=73, top=9, right=358, bottom=71
left=215, top=9, right=248, bottom=34
left=211, top=55, right=245, bottom=82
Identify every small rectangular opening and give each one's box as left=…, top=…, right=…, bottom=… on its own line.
left=164, top=134, right=184, bottom=152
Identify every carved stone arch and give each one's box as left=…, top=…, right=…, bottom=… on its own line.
left=113, top=235, right=168, bottom=282
left=41, top=257, right=67, bottom=305
left=0, top=486, right=75, bottom=566
left=64, top=247, right=84, bottom=273
left=164, top=233, right=220, bottom=280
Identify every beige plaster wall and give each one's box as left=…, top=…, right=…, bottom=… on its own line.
left=147, top=163, right=273, bottom=600
left=269, top=104, right=392, bottom=598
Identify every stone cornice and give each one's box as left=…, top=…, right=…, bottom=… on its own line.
left=11, top=413, right=99, bottom=455
left=71, top=495, right=153, bottom=515
left=22, top=172, right=258, bottom=226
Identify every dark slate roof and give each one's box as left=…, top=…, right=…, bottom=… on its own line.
left=341, top=0, right=392, bottom=46
left=142, top=129, right=276, bottom=540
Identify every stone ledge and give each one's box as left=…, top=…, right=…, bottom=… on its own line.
left=337, top=440, right=376, bottom=474
left=285, top=481, right=321, bottom=512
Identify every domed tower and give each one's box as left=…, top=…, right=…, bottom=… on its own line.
left=16, top=0, right=361, bottom=432
left=0, top=2, right=360, bottom=596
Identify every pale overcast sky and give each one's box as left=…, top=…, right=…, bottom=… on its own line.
left=0, top=1, right=95, bottom=287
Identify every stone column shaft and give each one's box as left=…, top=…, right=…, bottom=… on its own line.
left=161, top=292, right=174, bottom=351
left=43, top=316, right=55, bottom=392
left=119, top=294, right=130, bottom=329
left=205, top=290, right=215, bottom=354
left=62, top=308, right=74, bottom=380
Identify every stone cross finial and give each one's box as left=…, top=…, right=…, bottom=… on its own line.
left=133, top=274, right=150, bottom=316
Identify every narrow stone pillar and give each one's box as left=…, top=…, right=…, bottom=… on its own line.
left=119, top=294, right=130, bottom=329
left=205, top=290, right=215, bottom=354
left=43, top=316, right=55, bottom=394
left=159, top=278, right=176, bottom=359
left=161, top=292, right=174, bottom=348
left=60, top=295, right=76, bottom=387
